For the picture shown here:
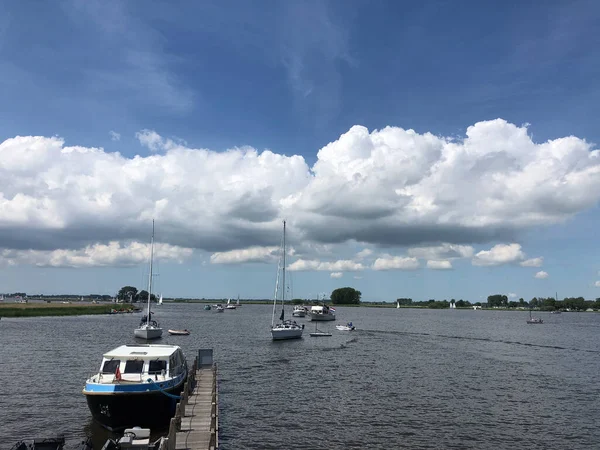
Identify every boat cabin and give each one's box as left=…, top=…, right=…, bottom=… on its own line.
left=91, top=344, right=186, bottom=383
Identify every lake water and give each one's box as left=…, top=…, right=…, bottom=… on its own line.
left=1, top=304, right=599, bottom=449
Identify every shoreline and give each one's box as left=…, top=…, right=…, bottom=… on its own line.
left=0, top=303, right=130, bottom=318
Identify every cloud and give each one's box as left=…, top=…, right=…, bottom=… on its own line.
left=355, top=248, right=373, bottom=259
left=508, top=293, right=517, bottom=298
left=210, top=246, right=279, bottom=264
left=109, top=131, right=121, bottom=141
left=288, top=259, right=364, bottom=272
left=330, top=272, right=343, bottom=278
left=534, top=271, right=549, bottom=279
left=372, top=255, right=419, bottom=271
left=1, top=118, right=600, bottom=267
left=472, top=243, right=525, bottom=266
left=426, top=260, right=452, bottom=270
left=408, top=244, right=474, bottom=260
left=520, top=257, right=544, bottom=267
left=0, top=241, right=192, bottom=268
left=595, top=281, right=600, bottom=287
left=353, top=275, right=362, bottom=280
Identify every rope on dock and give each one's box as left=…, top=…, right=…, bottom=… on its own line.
left=146, top=378, right=181, bottom=400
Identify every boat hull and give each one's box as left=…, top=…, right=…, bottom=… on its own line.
left=292, top=311, right=305, bottom=317
left=84, top=382, right=185, bottom=431
left=134, top=327, right=163, bottom=340
left=309, top=313, right=336, bottom=321
left=271, top=328, right=303, bottom=340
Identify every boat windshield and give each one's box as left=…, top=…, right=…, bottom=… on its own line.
left=101, top=360, right=120, bottom=373
left=124, top=360, right=144, bottom=374
left=149, top=360, right=167, bottom=374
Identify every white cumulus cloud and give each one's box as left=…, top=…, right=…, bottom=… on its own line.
left=288, top=259, right=365, bottom=272
left=472, top=243, right=525, bottom=266
left=372, top=255, right=419, bottom=271
left=330, top=272, right=343, bottom=278
left=109, top=131, right=121, bottom=141
left=520, top=257, right=544, bottom=267
left=210, top=246, right=279, bottom=264
left=1, top=118, right=599, bottom=269
left=426, top=260, right=452, bottom=270
left=534, top=271, right=549, bottom=279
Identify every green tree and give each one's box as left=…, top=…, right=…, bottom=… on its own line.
left=487, top=294, right=508, bottom=308
left=331, top=287, right=361, bottom=305
left=118, top=286, right=138, bottom=302
left=397, top=298, right=412, bottom=306
left=137, top=290, right=157, bottom=303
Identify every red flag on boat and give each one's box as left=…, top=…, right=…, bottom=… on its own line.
left=115, top=366, right=122, bottom=381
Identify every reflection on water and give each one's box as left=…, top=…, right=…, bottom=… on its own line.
left=1, top=304, right=600, bottom=449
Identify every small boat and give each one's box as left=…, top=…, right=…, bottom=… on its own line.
left=157, top=294, right=163, bottom=306
left=168, top=329, right=190, bottom=336
left=526, top=310, right=543, bottom=324
left=292, top=305, right=306, bottom=317
left=83, top=344, right=188, bottom=431
left=225, top=298, right=237, bottom=310
left=100, top=427, right=166, bottom=450
left=204, top=304, right=211, bottom=311
left=215, top=304, right=224, bottom=313
left=336, top=322, right=355, bottom=331
left=309, top=305, right=336, bottom=321
left=235, top=295, right=242, bottom=308
left=271, top=221, right=304, bottom=340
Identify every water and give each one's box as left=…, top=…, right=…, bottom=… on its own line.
left=1, top=304, right=599, bottom=449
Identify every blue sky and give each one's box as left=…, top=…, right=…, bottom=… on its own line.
left=0, top=0, right=599, bottom=302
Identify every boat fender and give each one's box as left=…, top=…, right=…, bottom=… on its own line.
left=302, top=324, right=305, bottom=329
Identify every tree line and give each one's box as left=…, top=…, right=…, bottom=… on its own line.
left=117, top=286, right=157, bottom=303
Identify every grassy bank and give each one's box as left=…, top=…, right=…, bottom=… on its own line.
left=0, top=303, right=118, bottom=317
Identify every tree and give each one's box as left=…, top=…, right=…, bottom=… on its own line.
left=137, top=290, right=157, bottom=303
left=487, top=294, right=508, bottom=308
left=397, top=298, right=412, bottom=306
left=118, top=286, right=138, bottom=302
left=331, top=287, right=361, bottom=305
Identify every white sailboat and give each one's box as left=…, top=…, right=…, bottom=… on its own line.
left=236, top=295, right=242, bottom=307
left=271, top=220, right=304, bottom=340
left=396, top=300, right=400, bottom=309
left=134, top=220, right=163, bottom=340
left=225, top=298, right=237, bottom=309
left=158, top=294, right=163, bottom=306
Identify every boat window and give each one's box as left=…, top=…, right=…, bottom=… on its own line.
left=149, top=360, right=167, bottom=374
left=101, top=360, right=120, bottom=373
left=124, top=360, right=144, bottom=374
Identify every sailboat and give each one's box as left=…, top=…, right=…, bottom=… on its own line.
left=396, top=300, right=400, bottom=309
left=158, top=294, right=163, bottom=306
left=271, top=220, right=304, bottom=340
left=236, top=295, right=242, bottom=307
left=134, top=220, right=163, bottom=340
left=225, top=298, right=237, bottom=309
left=526, top=308, right=543, bottom=324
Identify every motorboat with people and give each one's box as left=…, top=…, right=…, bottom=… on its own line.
left=271, top=221, right=304, bottom=340
left=292, top=305, right=306, bottom=317
left=214, top=304, right=224, bottom=313
left=204, top=304, right=211, bottom=310
left=309, top=304, right=336, bottom=321
left=167, top=329, right=190, bottom=336
left=336, top=322, right=356, bottom=331
left=83, top=344, right=188, bottom=431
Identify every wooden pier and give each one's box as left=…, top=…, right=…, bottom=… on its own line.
left=164, top=349, right=218, bottom=450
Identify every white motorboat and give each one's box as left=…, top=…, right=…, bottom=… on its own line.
left=168, top=329, right=190, bottom=336
left=271, top=221, right=304, bottom=340
left=214, top=304, right=224, bottom=313
left=336, top=322, right=355, bottom=331
left=292, top=305, right=306, bottom=317
left=134, top=221, right=163, bottom=340
left=83, top=344, right=187, bottom=431
left=309, top=305, right=336, bottom=321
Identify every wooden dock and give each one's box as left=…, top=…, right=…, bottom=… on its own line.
left=164, top=349, right=218, bottom=450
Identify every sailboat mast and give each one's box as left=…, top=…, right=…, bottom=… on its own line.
left=147, top=220, right=155, bottom=316
left=282, top=220, right=286, bottom=310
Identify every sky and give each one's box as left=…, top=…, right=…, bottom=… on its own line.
left=0, top=0, right=599, bottom=302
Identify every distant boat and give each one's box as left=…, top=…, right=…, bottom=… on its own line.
left=336, top=322, right=356, bottom=331
left=526, top=309, right=543, bottom=324
left=292, top=305, right=306, bottom=317
left=225, top=298, right=236, bottom=310
left=168, top=329, right=190, bottom=336
left=308, top=305, right=336, bottom=321
left=236, top=295, right=242, bottom=307
left=215, top=304, right=224, bottom=313
left=396, top=300, right=400, bottom=309
left=134, top=221, right=163, bottom=340
left=271, top=220, right=304, bottom=340
left=158, top=294, right=163, bottom=306
left=204, top=304, right=211, bottom=311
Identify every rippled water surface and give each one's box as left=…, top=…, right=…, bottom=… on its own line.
left=1, top=304, right=600, bottom=449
